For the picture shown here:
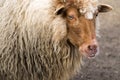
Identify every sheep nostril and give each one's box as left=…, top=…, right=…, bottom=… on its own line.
left=88, top=45, right=97, bottom=53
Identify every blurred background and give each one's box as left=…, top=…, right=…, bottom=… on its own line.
left=73, top=0, right=120, bottom=80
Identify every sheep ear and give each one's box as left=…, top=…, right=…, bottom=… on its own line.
left=98, top=4, right=113, bottom=13
left=55, top=4, right=65, bottom=15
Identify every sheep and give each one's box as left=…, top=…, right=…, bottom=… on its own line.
left=0, top=0, right=112, bottom=80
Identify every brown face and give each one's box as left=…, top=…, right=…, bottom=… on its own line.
left=55, top=1, right=112, bottom=58
left=62, top=6, right=98, bottom=58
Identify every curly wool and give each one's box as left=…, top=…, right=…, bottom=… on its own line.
left=0, top=0, right=82, bottom=80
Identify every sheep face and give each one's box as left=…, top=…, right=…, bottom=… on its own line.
left=55, top=0, right=112, bottom=58
left=62, top=5, right=98, bottom=58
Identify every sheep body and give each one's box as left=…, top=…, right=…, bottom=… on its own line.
left=0, top=0, right=82, bottom=80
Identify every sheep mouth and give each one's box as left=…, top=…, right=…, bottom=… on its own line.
left=81, top=52, right=96, bottom=58
left=79, top=46, right=99, bottom=58
left=86, top=52, right=96, bottom=58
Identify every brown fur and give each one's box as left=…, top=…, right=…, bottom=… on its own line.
left=64, top=6, right=96, bottom=46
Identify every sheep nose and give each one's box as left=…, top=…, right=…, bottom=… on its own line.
left=88, top=44, right=97, bottom=55
left=79, top=39, right=99, bottom=58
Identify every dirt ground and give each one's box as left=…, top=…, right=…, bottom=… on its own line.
left=72, top=0, right=120, bottom=80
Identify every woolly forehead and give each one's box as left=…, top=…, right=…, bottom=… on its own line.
left=62, top=0, right=98, bottom=19
left=79, top=0, right=98, bottom=19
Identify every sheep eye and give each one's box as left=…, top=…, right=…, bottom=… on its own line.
left=95, top=13, right=98, bottom=17
left=95, top=11, right=99, bottom=17
left=68, top=15, right=74, bottom=20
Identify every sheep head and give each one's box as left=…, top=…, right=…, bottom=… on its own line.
left=54, top=0, right=112, bottom=58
